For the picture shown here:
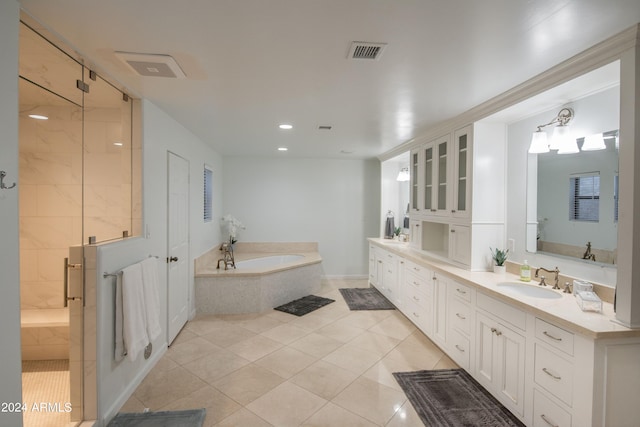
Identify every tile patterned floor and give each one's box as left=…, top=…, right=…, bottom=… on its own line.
left=122, top=279, right=458, bottom=426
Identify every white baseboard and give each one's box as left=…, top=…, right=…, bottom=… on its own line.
left=321, top=274, right=368, bottom=280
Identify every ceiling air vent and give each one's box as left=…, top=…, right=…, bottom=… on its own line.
left=348, top=42, right=387, bottom=60
left=115, top=51, right=186, bottom=78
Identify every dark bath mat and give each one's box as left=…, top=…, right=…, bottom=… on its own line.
left=274, top=295, right=335, bottom=316
left=107, top=409, right=206, bottom=427
left=393, top=369, right=525, bottom=427
left=338, top=287, right=396, bottom=310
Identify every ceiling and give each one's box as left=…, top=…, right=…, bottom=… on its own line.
left=19, top=0, right=640, bottom=159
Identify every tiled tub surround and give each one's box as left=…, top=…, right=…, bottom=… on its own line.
left=195, top=243, right=323, bottom=315
left=369, top=238, right=640, bottom=427
left=21, top=308, right=69, bottom=360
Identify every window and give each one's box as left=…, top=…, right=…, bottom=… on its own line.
left=204, top=166, right=213, bottom=222
left=569, top=173, right=599, bottom=222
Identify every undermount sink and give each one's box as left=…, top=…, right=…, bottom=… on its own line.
left=496, top=282, right=562, bottom=300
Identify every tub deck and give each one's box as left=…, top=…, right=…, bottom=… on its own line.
left=194, top=242, right=323, bottom=315
left=195, top=242, right=322, bottom=277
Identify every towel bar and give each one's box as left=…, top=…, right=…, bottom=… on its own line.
left=103, top=255, right=159, bottom=278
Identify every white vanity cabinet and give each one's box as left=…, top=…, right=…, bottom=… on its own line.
left=368, top=244, right=380, bottom=287
left=370, top=246, right=401, bottom=307
left=475, top=293, right=527, bottom=418
left=402, top=260, right=434, bottom=336
left=368, top=239, right=640, bottom=427
left=447, top=280, right=475, bottom=370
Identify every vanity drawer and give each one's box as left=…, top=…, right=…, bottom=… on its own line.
left=405, top=270, right=431, bottom=294
left=448, top=328, right=470, bottom=370
left=535, top=318, right=574, bottom=356
left=404, top=282, right=431, bottom=310
left=403, top=297, right=431, bottom=336
left=448, top=296, right=472, bottom=336
left=533, top=388, right=572, bottom=427
left=405, top=260, right=431, bottom=278
left=450, top=281, right=472, bottom=303
left=534, top=344, right=574, bottom=406
left=477, top=292, right=526, bottom=332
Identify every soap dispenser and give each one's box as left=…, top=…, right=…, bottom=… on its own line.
left=520, top=260, right=531, bottom=282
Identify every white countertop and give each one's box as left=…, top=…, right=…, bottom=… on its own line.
left=369, top=238, right=639, bottom=339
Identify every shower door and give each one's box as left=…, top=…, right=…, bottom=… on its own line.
left=19, top=22, right=85, bottom=425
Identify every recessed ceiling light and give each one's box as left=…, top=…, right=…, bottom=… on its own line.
left=279, top=124, right=293, bottom=130
left=28, top=114, right=48, bottom=120
left=278, top=147, right=288, bottom=151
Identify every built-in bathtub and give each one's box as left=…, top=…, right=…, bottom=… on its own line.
left=21, top=308, right=69, bottom=360
left=195, top=242, right=322, bottom=315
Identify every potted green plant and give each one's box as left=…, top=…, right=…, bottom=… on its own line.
left=490, top=247, right=509, bottom=274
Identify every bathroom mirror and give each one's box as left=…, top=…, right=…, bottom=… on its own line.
left=528, top=132, right=619, bottom=265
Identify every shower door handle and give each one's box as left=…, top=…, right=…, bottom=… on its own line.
left=64, top=257, right=83, bottom=307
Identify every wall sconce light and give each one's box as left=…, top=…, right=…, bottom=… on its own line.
left=396, top=167, right=410, bottom=182
left=528, top=107, right=574, bottom=154
left=581, top=133, right=606, bottom=151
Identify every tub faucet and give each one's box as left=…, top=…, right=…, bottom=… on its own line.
left=535, top=266, right=560, bottom=290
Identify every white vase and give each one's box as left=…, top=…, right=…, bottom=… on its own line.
left=493, top=265, right=506, bottom=274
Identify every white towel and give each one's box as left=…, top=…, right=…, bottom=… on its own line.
left=121, top=262, right=149, bottom=362
left=140, top=257, right=162, bottom=342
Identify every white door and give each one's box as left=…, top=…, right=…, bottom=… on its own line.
left=167, top=152, right=190, bottom=344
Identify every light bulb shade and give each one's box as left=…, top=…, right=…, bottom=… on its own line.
left=396, top=168, right=410, bottom=181
left=529, top=131, right=549, bottom=154
left=551, top=125, right=578, bottom=153
left=581, top=133, right=606, bottom=151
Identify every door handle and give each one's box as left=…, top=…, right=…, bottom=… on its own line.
left=167, top=256, right=179, bottom=263
left=64, top=257, right=83, bottom=307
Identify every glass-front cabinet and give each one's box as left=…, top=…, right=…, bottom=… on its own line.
left=452, top=125, right=472, bottom=219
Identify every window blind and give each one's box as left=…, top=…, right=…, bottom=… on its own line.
left=569, top=173, right=599, bottom=222
left=204, top=166, right=213, bottom=222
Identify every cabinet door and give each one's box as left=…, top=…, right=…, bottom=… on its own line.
left=452, top=125, right=472, bottom=218
left=409, top=219, right=422, bottom=249
left=368, top=245, right=378, bottom=286
left=433, top=274, right=448, bottom=346
left=409, top=149, right=422, bottom=215
left=476, top=312, right=526, bottom=417
left=422, top=144, right=435, bottom=212
left=449, top=224, right=471, bottom=266
left=382, top=252, right=398, bottom=303
left=434, top=135, right=451, bottom=216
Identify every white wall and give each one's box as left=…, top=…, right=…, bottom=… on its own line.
left=506, top=86, right=619, bottom=285
left=96, top=100, right=224, bottom=424
left=222, top=157, right=380, bottom=277
left=0, top=2, right=23, bottom=426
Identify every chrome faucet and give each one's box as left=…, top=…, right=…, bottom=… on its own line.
left=535, top=266, right=560, bottom=290
left=583, top=241, right=596, bottom=261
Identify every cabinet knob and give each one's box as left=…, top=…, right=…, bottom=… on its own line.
left=450, top=229, right=456, bottom=233
left=455, top=344, right=465, bottom=353
left=456, top=313, right=466, bottom=320
left=451, top=210, right=456, bottom=213
left=543, top=331, right=562, bottom=341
